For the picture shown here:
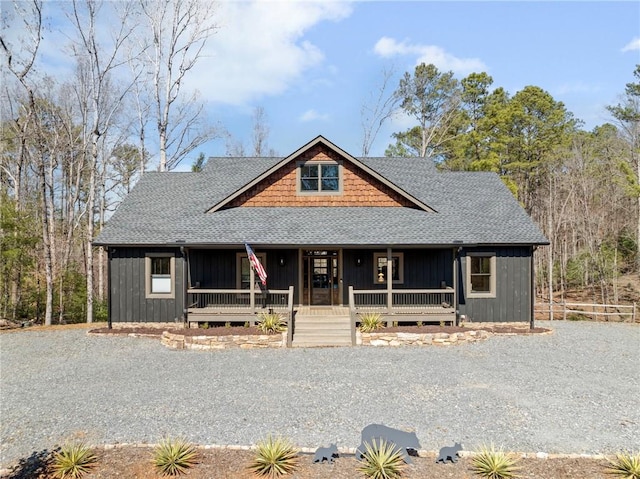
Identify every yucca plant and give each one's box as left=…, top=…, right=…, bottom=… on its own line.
left=356, top=438, right=406, bottom=479
left=606, top=451, right=640, bottom=479
left=257, top=312, right=286, bottom=334
left=470, top=444, right=520, bottom=479
left=359, top=312, right=384, bottom=333
left=153, top=437, right=199, bottom=476
left=248, top=434, right=299, bottom=478
left=51, top=442, right=97, bottom=479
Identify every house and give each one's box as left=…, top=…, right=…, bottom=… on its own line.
left=94, top=136, right=548, bottom=345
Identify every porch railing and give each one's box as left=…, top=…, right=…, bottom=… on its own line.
left=186, top=286, right=295, bottom=346
left=349, top=286, right=456, bottom=342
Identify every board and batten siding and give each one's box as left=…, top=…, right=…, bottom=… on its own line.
left=188, top=248, right=297, bottom=290
left=458, top=246, right=532, bottom=323
left=342, top=248, right=454, bottom=303
left=109, top=247, right=184, bottom=323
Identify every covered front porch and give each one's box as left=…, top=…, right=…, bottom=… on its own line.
left=184, top=246, right=459, bottom=346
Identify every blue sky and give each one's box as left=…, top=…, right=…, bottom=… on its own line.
left=194, top=1, right=640, bottom=164
left=9, top=1, right=640, bottom=169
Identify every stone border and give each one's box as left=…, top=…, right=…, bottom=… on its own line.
left=161, top=331, right=287, bottom=350
left=357, top=329, right=493, bottom=346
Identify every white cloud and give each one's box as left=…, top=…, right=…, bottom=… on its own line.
left=299, top=109, right=329, bottom=122
left=622, top=37, right=640, bottom=52
left=189, top=1, right=353, bottom=105
left=373, top=36, right=486, bottom=75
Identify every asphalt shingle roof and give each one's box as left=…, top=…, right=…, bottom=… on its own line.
left=95, top=145, right=548, bottom=247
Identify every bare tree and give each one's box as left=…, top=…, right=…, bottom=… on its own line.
left=126, top=52, right=151, bottom=178
left=68, top=0, right=137, bottom=322
left=0, top=0, right=56, bottom=324
left=139, top=0, right=219, bottom=171
left=251, top=106, right=272, bottom=156
left=224, top=132, right=245, bottom=157
left=360, top=65, right=399, bottom=157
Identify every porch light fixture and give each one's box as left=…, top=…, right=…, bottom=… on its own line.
left=279, top=256, right=286, bottom=267
left=355, top=256, right=362, bottom=267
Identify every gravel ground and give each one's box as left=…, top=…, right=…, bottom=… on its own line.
left=1, top=320, right=639, bottom=468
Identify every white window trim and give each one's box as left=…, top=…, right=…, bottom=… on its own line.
left=145, top=253, right=175, bottom=299
left=236, top=252, right=267, bottom=289
left=296, top=160, right=343, bottom=195
left=466, top=252, right=496, bottom=298
left=373, top=252, right=404, bottom=284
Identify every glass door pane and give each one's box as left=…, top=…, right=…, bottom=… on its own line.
left=312, top=258, right=331, bottom=305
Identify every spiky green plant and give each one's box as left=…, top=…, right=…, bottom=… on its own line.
left=356, top=438, right=406, bottom=479
left=606, top=451, right=640, bottom=479
left=51, top=442, right=97, bottom=479
left=257, top=312, right=286, bottom=334
left=470, top=444, right=520, bottom=479
left=248, top=435, right=299, bottom=478
left=359, top=312, right=384, bottom=333
left=153, top=437, right=199, bottom=476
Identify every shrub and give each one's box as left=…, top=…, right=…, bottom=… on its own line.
left=153, top=437, right=199, bottom=476
left=257, top=312, right=286, bottom=334
left=356, top=438, right=406, bottom=479
left=606, top=451, right=640, bottom=479
left=248, top=434, right=299, bottom=477
left=93, top=300, right=108, bottom=323
left=470, top=444, right=520, bottom=479
left=359, top=312, right=384, bottom=333
left=51, top=442, right=97, bottom=479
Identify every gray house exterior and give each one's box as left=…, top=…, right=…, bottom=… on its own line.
left=95, top=136, right=548, bottom=332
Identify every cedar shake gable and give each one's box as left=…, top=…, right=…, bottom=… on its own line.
left=207, top=136, right=435, bottom=213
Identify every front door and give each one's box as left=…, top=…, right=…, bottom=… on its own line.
left=302, top=250, right=340, bottom=305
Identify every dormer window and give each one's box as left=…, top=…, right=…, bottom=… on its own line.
left=299, top=162, right=341, bottom=193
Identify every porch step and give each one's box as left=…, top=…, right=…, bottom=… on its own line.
left=292, top=314, right=352, bottom=348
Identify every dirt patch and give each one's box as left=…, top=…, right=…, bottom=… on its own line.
left=1, top=322, right=108, bottom=333
left=1, top=446, right=612, bottom=479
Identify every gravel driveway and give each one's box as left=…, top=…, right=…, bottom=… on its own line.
left=1, top=320, right=639, bottom=468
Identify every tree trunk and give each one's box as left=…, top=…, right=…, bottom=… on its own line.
left=39, top=159, right=54, bottom=326
left=86, top=136, right=97, bottom=323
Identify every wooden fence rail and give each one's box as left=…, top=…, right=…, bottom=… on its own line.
left=534, top=301, right=637, bottom=322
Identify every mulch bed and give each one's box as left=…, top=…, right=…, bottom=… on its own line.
left=88, top=326, right=272, bottom=337
left=1, top=446, right=611, bottom=479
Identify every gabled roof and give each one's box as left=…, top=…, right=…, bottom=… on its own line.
left=206, top=136, right=435, bottom=213
left=94, top=136, right=548, bottom=247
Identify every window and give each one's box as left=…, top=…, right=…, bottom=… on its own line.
left=237, top=252, right=267, bottom=289
left=145, top=254, right=175, bottom=299
left=467, top=253, right=496, bottom=298
left=373, top=252, right=404, bottom=284
left=299, top=162, right=340, bottom=193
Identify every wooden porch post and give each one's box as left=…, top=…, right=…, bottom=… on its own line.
left=249, top=261, right=255, bottom=312
left=387, top=247, right=393, bottom=326
left=453, top=247, right=458, bottom=326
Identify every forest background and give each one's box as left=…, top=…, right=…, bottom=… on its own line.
left=1, top=1, right=638, bottom=325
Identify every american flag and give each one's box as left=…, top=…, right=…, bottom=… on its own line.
left=245, top=243, right=267, bottom=286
